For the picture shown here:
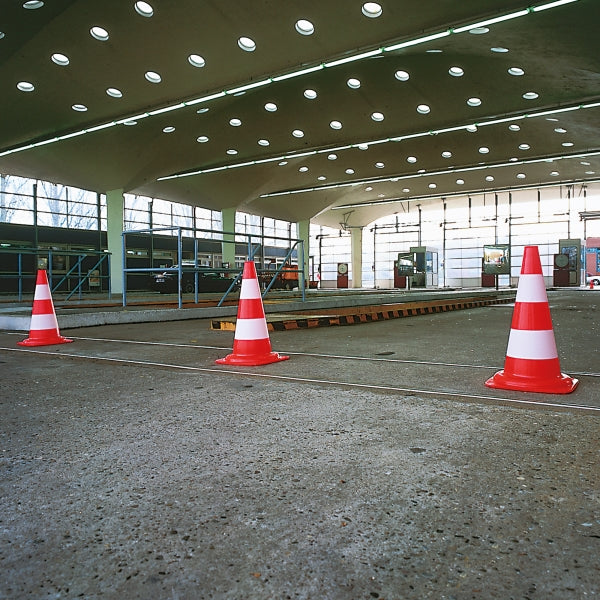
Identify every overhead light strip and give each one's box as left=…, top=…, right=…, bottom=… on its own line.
left=157, top=100, right=597, bottom=181
left=0, top=0, right=581, bottom=160
left=260, top=150, right=600, bottom=199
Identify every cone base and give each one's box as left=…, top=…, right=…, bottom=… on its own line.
left=18, top=335, right=73, bottom=347
left=216, top=352, right=289, bottom=366
left=485, top=370, right=579, bottom=395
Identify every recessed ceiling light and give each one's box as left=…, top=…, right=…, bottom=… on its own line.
left=238, top=37, right=256, bottom=52
left=523, top=92, right=539, bottom=100
left=365, top=186, right=373, bottom=191
left=145, top=71, right=162, bottom=83
left=278, top=161, right=288, bottom=166
left=358, top=144, right=369, bottom=150
left=467, top=97, right=482, bottom=107
left=509, top=157, right=518, bottom=162
left=328, top=154, right=338, bottom=160
left=51, top=53, right=69, bottom=66
left=562, top=141, right=574, bottom=147
left=371, top=112, right=384, bottom=122
left=162, top=126, right=175, bottom=133
left=456, top=179, right=465, bottom=185
left=429, top=183, right=437, bottom=189
left=479, top=147, right=490, bottom=154
left=188, top=54, right=206, bottom=68
left=264, top=102, right=277, bottom=112
left=134, top=1, right=153, bottom=17
left=196, top=107, right=209, bottom=114
left=347, top=78, right=361, bottom=89
left=318, top=176, right=326, bottom=181
left=362, top=2, right=382, bottom=18
left=469, top=27, right=489, bottom=34
left=418, top=169, right=426, bottom=174
left=466, top=125, right=478, bottom=132
left=426, top=49, right=443, bottom=53
left=295, top=19, right=314, bottom=35
left=516, top=173, right=526, bottom=179
left=23, top=1, right=44, bottom=8
left=581, top=161, right=591, bottom=165
left=346, top=168, right=355, bottom=174
left=486, top=176, right=494, bottom=182
left=402, top=188, right=410, bottom=193
left=442, top=151, right=452, bottom=158
left=258, top=139, right=270, bottom=146
left=330, top=120, right=343, bottom=130
left=519, top=143, right=530, bottom=150
left=407, top=156, right=417, bottom=163
left=375, top=162, right=385, bottom=168
left=550, top=171, right=560, bottom=176
left=417, top=104, right=430, bottom=114
left=449, top=66, right=464, bottom=77
left=0, top=32, right=4, bottom=39
left=226, top=149, right=238, bottom=155
left=546, top=117, right=559, bottom=122
left=395, top=70, right=410, bottom=81
left=509, top=124, right=521, bottom=131
left=585, top=170, right=596, bottom=175
left=304, top=89, right=317, bottom=99
left=197, top=136, right=209, bottom=143
left=229, top=118, right=242, bottom=126
left=106, top=88, right=122, bottom=98
left=292, top=129, right=304, bottom=138
left=299, top=166, right=309, bottom=172
left=72, top=104, right=87, bottom=112
left=554, top=127, right=567, bottom=133
left=491, top=47, right=509, bottom=53
left=90, top=26, right=109, bottom=41
left=122, top=120, right=137, bottom=126
left=508, top=67, right=525, bottom=76
left=17, top=81, right=35, bottom=92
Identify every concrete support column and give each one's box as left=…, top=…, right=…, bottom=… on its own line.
left=296, top=219, right=310, bottom=283
left=221, top=208, right=236, bottom=268
left=106, top=189, right=125, bottom=295
left=351, top=227, right=363, bottom=288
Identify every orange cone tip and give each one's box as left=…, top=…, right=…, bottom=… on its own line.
left=18, top=270, right=73, bottom=347
left=485, top=246, right=578, bottom=395
left=216, top=261, right=289, bottom=366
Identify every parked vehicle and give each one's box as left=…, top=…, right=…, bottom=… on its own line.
left=586, top=273, right=600, bottom=286
left=151, top=263, right=238, bottom=293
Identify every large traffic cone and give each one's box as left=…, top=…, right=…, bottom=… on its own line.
left=485, top=246, right=577, bottom=394
left=18, top=270, right=73, bottom=347
left=216, top=261, right=289, bottom=366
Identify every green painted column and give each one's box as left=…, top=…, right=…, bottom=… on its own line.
left=106, top=189, right=125, bottom=295
left=296, top=219, right=310, bottom=284
left=221, top=208, right=236, bottom=268
left=351, top=227, right=363, bottom=288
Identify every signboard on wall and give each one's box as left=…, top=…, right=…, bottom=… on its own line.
left=483, top=244, right=510, bottom=275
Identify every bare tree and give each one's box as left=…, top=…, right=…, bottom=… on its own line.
left=0, top=174, right=33, bottom=223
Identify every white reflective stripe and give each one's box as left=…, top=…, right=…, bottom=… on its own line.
left=506, top=328, right=558, bottom=360
left=30, top=313, right=59, bottom=331
left=515, top=274, right=548, bottom=303
left=35, top=284, right=52, bottom=300
left=234, top=318, right=269, bottom=340
left=240, top=277, right=261, bottom=299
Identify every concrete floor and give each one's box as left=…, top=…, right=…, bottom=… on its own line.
left=0, top=290, right=599, bottom=599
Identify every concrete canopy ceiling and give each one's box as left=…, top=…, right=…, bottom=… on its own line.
left=1, top=0, right=599, bottom=229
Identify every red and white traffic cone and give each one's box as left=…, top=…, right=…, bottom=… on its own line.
left=18, top=270, right=73, bottom=347
left=216, top=261, right=289, bottom=366
left=485, top=246, right=577, bottom=394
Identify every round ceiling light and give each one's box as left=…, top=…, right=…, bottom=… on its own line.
left=295, top=19, right=314, bottom=35
left=304, top=89, right=317, bottom=99
left=347, top=78, right=361, bottom=89
left=51, top=53, right=70, bottom=66
left=509, top=124, right=521, bottom=131
left=23, top=1, right=44, bottom=8
left=554, top=127, right=567, bottom=134
left=486, top=176, right=495, bottom=182
left=516, top=173, right=526, bottom=179
left=17, top=81, right=35, bottom=92
left=395, top=70, right=410, bottom=81
left=292, top=129, right=304, bottom=138
left=469, top=27, right=489, bottom=34
left=467, top=97, right=481, bottom=107
left=491, top=47, right=509, bottom=53
left=226, top=149, right=238, bottom=155
left=90, top=26, right=109, bottom=41
left=508, top=67, right=525, bottom=76
left=550, top=171, right=560, bottom=176
left=229, top=118, right=242, bottom=126
left=144, top=71, right=161, bottom=83
left=456, top=179, right=465, bottom=185
left=442, top=151, right=452, bottom=158
left=449, top=66, right=464, bottom=77
left=429, top=183, right=437, bottom=189
left=134, top=1, right=153, bottom=17
left=478, top=147, right=490, bottom=154
left=106, top=87, right=122, bottom=98
left=264, top=102, right=277, bottom=112
left=466, top=125, right=478, bottom=132
left=416, top=104, right=430, bottom=114
left=345, top=168, right=355, bottom=174
left=299, top=166, right=309, bottom=172
left=162, top=126, right=175, bottom=133
left=371, top=112, right=384, bottom=122
left=188, top=54, right=206, bottom=68
left=72, top=104, right=88, bottom=112
left=523, top=92, right=539, bottom=100
left=362, top=2, right=382, bottom=18
left=258, top=139, right=270, bottom=146
left=197, top=136, right=209, bottom=143
left=375, top=162, right=385, bottom=169
left=519, top=143, right=530, bottom=150
left=238, top=37, right=256, bottom=52
left=328, top=154, right=338, bottom=160
left=330, top=120, right=343, bottom=130
left=407, top=156, right=417, bottom=163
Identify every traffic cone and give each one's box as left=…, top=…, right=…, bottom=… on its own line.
left=216, top=261, right=289, bottom=366
left=485, top=246, right=577, bottom=394
left=18, top=270, right=73, bottom=347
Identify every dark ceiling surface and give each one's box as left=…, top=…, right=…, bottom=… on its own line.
left=1, top=0, right=598, bottom=228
